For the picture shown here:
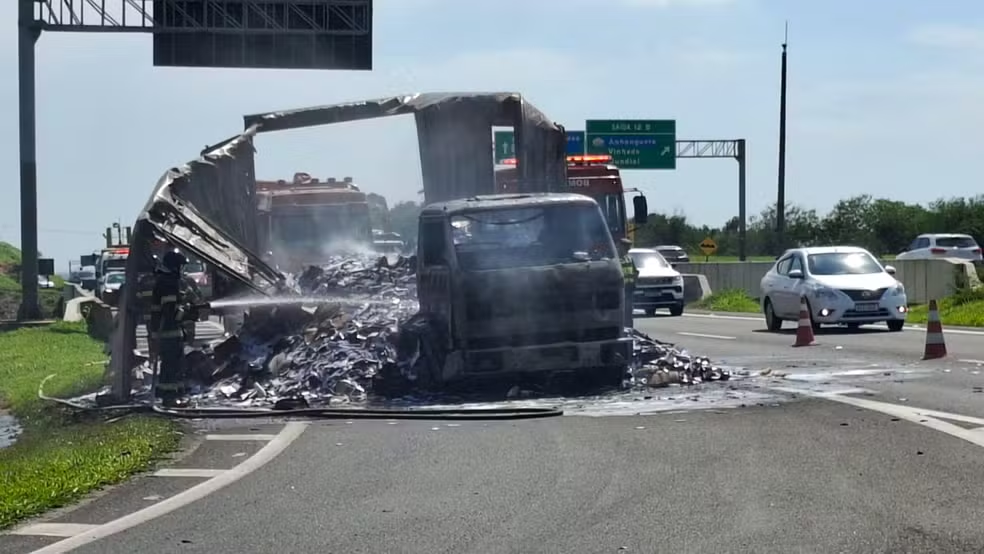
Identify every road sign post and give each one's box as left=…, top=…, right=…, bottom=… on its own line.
left=585, top=120, right=676, bottom=169
left=699, top=237, right=718, bottom=262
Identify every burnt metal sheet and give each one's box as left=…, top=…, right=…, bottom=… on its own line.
left=244, top=92, right=569, bottom=205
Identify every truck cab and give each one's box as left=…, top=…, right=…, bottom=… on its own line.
left=409, top=193, right=633, bottom=387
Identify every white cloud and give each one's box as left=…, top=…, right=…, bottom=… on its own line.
left=907, top=24, right=984, bottom=50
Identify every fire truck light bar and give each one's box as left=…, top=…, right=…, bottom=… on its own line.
left=498, top=154, right=613, bottom=166
left=567, top=154, right=612, bottom=164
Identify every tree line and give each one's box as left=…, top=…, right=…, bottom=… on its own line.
left=635, top=194, right=984, bottom=257
left=371, top=194, right=984, bottom=258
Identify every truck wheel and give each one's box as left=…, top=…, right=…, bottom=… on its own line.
left=887, top=320, right=905, bottom=332
left=669, top=303, right=684, bottom=317
left=645, top=308, right=657, bottom=317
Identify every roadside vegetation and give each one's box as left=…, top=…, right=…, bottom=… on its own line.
left=690, top=289, right=760, bottom=314
left=0, top=321, right=179, bottom=530
left=906, top=288, right=984, bottom=327
left=0, top=241, right=65, bottom=320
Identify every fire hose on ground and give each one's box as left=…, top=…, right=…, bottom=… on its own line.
left=37, top=374, right=565, bottom=420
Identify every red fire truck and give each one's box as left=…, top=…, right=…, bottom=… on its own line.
left=255, top=172, right=373, bottom=271
left=495, top=154, right=647, bottom=243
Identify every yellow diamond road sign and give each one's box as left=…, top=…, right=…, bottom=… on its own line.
left=699, top=237, right=717, bottom=256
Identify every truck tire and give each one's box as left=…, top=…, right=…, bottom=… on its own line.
left=669, top=303, right=684, bottom=317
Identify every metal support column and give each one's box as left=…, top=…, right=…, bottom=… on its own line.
left=18, top=0, right=42, bottom=321
left=736, top=139, right=747, bottom=262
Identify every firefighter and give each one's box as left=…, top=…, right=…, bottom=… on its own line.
left=152, top=249, right=191, bottom=406
left=618, top=238, right=638, bottom=330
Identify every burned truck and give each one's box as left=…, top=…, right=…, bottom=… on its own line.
left=404, top=192, right=633, bottom=388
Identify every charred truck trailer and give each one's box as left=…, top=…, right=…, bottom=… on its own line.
left=408, top=193, right=635, bottom=388
left=255, top=172, right=373, bottom=271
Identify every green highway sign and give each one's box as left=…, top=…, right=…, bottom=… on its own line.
left=493, top=131, right=516, bottom=163
left=585, top=119, right=676, bottom=169
left=494, top=130, right=587, bottom=163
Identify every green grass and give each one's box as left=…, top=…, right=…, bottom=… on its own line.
left=0, top=242, right=20, bottom=267
left=906, top=288, right=984, bottom=327
left=0, top=321, right=179, bottom=530
left=690, top=289, right=760, bottom=313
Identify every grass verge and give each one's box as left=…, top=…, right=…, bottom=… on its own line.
left=0, top=321, right=179, bottom=530
left=690, top=289, right=760, bottom=313
left=906, top=288, right=984, bottom=327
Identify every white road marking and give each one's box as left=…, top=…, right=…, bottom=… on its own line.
left=152, top=468, right=225, bottom=478
left=769, top=386, right=984, bottom=448
left=9, top=523, right=99, bottom=538
left=958, top=359, right=984, bottom=365
left=204, top=433, right=277, bottom=441
left=28, top=421, right=308, bottom=554
left=682, top=312, right=984, bottom=337
left=676, top=331, right=736, bottom=341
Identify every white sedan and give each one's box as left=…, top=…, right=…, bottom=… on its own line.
left=760, top=246, right=908, bottom=332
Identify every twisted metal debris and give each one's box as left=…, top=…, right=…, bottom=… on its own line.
left=123, top=254, right=730, bottom=407
left=628, top=329, right=731, bottom=387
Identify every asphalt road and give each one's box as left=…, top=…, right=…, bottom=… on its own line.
left=13, top=312, right=984, bottom=554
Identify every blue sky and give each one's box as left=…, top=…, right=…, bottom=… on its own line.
left=1, top=0, right=982, bottom=268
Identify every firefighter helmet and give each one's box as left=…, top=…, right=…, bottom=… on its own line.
left=161, top=250, right=188, bottom=273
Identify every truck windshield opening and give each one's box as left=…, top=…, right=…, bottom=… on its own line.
left=451, top=204, right=615, bottom=271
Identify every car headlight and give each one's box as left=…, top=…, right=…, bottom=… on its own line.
left=889, top=284, right=905, bottom=296
left=672, top=275, right=683, bottom=285
left=812, top=286, right=839, bottom=300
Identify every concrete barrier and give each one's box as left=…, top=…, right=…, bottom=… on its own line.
left=682, top=274, right=712, bottom=304
left=80, top=297, right=114, bottom=342
left=678, top=258, right=977, bottom=305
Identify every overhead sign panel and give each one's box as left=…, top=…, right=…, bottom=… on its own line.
left=152, top=0, right=373, bottom=70
left=585, top=119, right=676, bottom=169
left=493, top=130, right=585, bottom=163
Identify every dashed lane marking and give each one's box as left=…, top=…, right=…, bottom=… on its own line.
left=958, top=359, right=984, bottom=365
left=676, top=331, right=736, bottom=341
left=205, top=433, right=277, bottom=441
left=22, top=421, right=308, bottom=553
left=9, top=523, right=100, bottom=538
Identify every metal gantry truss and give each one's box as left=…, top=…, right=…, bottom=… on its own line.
left=31, top=0, right=372, bottom=34
left=676, top=139, right=742, bottom=159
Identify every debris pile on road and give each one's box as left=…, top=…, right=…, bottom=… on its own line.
left=96, top=254, right=734, bottom=408
left=187, top=255, right=418, bottom=407
left=628, top=329, right=731, bottom=387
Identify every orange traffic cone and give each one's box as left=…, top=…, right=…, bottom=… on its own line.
left=793, top=295, right=816, bottom=347
left=923, top=299, right=947, bottom=360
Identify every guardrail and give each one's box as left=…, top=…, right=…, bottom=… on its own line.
left=677, top=258, right=979, bottom=305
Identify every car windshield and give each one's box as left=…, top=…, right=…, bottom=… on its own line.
left=452, top=204, right=615, bottom=271
left=657, top=248, right=684, bottom=258
left=807, top=252, right=883, bottom=275
left=105, top=273, right=125, bottom=284
left=630, top=251, right=670, bottom=269
left=184, top=262, right=205, bottom=273
left=936, top=236, right=977, bottom=248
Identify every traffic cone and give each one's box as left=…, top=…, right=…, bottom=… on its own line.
left=793, top=296, right=816, bottom=347
left=923, top=299, right=947, bottom=360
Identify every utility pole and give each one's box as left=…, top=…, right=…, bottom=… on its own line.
left=776, top=22, right=789, bottom=253
left=18, top=0, right=42, bottom=320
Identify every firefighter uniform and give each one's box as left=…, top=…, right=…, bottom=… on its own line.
left=135, top=268, right=158, bottom=365
left=618, top=239, right=638, bottom=330
left=152, top=251, right=188, bottom=404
